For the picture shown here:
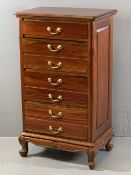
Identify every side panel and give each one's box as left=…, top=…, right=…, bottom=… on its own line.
left=91, top=17, right=113, bottom=142
left=96, top=26, right=109, bottom=128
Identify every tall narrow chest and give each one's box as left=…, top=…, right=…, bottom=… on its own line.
left=16, top=7, right=117, bottom=170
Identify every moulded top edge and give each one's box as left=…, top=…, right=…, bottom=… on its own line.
left=15, top=7, right=118, bottom=21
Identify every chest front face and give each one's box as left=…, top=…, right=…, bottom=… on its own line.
left=19, top=17, right=91, bottom=141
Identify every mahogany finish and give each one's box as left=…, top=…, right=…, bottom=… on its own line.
left=21, top=20, right=89, bottom=40
left=24, top=70, right=88, bottom=92
left=22, top=38, right=88, bottom=58
left=25, top=118, right=88, bottom=140
left=24, top=86, right=88, bottom=107
left=23, top=55, right=88, bottom=74
left=16, top=7, right=117, bottom=170
left=25, top=101, right=88, bottom=125
left=16, top=7, right=117, bottom=21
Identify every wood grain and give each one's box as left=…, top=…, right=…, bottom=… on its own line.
left=25, top=101, right=88, bottom=125
left=96, top=26, right=109, bottom=128
left=24, top=86, right=88, bottom=108
left=16, top=7, right=117, bottom=21
left=24, top=70, right=88, bottom=92
left=21, top=20, right=89, bottom=40
left=25, top=118, right=88, bottom=140
left=91, top=17, right=113, bottom=142
left=23, top=54, right=88, bottom=74
left=22, top=38, right=88, bottom=59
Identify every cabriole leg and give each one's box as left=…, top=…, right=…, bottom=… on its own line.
left=105, top=139, right=113, bottom=151
left=87, top=149, right=97, bottom=170
left=18, top=135, right=28, bottom=157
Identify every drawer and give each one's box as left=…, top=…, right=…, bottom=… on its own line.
left=25, top=117, right=88, bottom=140
left=25, top=101, right=88, bottom=125
left=24, top=70, right=88, bottom=92
left=24, top=86, right=88, bottom=107
left=23, top=54, right=88, bottom=74
left=21, top=20, right=89, bottom=40
left=22, top=39, right=88, bottom=59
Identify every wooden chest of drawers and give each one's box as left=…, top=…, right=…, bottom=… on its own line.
left=16, top=7, right=117, bottom=170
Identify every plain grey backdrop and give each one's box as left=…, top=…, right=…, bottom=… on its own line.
left=0, top=0, right=131, bottom=136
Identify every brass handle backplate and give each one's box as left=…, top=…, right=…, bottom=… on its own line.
left=49, top=126, right=62, bottom=134
left=48, top=61, right=63, bottom=69
left=47, top=44, right=62, bottom=52
left=48, top=109, right=63, bottom=119
left=48, top=94, right=62, bottom=102
left=47, top=27, right=62, bottom=35
left=48, top=78, right=62, bottom=86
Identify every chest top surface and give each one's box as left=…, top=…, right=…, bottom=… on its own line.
left=16, top=6, right=117, bottom=21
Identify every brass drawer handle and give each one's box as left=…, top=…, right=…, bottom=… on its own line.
left=48, top=94, right=62, bottom=102
left=49, top=126, right=62, bottom=134
left=47, top=44, right=62, bottom=52
left=48, top=109, right=63, bottom=119
left=48, top=61, right=63, bottom=69
left=47, top=27, right=62, bottom=35
left=48, top=78, right=62, bottom=86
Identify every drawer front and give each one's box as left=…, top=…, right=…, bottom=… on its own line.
left=22, top=39, right=88, bottom=59
left=23, top=55, right=88, bottom=74
left=21, top=20, right=89, bottom=40
left=24, top=70, right=88, bottom=92
left=24, top=87, right=88, bottom=107
left=25, top=101, right=88, bottom=125
left=25, top=117, right=88, bottom=140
